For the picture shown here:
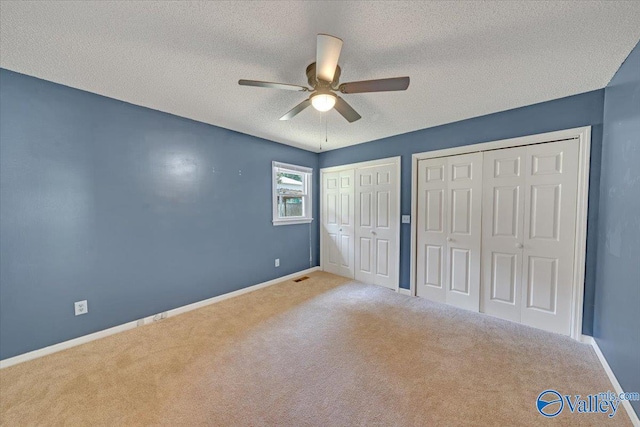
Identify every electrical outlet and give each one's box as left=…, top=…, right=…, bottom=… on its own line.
left=74, top=300, right=88, bottom=316
left=153, top=312, right=168, bottom=322
left=275, top=258, right=280, bottom=267
left=402, top=215, right=411, bottom=224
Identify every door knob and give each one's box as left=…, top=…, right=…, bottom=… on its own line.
left=371, top=230, right=377, bottom=235
left=516, top=243, right=524, bottom=249
left=339, top=228, right=342, bottom=232
left=446, top=237, right=454, bottom=242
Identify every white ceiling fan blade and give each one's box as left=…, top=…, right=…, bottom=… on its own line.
left=316, top=34, right=343, bottom=83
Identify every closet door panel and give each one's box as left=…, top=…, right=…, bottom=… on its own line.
left=322, top=172, right=343, bottom=276
left=322, top=170, right=355, bottom=278
left=355, top=162, right=399, bottom=289
left=355, top=168, right=376, bottom=284
left=373, top=164, right=398, bottom=288
left=416, top=158, right=448, bottom=303
left=338, top=170, right=355, bottom=277
left=445, top=153, right=483, bottom=311
left=521, top=140, right=579, bottom=335
left=481, top=147, right=526, bottom=322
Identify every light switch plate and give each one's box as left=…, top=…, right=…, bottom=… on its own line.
left=402, top=215, right=411, bottom=224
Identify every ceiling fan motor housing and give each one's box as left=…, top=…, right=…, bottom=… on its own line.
left=306, top=62, right=341, bottom=89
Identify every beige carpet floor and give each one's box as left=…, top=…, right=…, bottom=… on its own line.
left=0, top=272, right=632, bottom=426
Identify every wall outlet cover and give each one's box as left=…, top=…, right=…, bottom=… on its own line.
left=74, top=300, right=88, bottom=316
left=153, top=312, right=168, bottom=322
left=402, top=215, right=411, bottom=224
left=275, top=258, right=280, bottom=267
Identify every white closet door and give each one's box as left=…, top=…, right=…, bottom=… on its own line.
left=445, top=153, right=483, bottom=311
left=416, top=157, right=448, bottom=303
left=322, top=172, right=342, bottom=276
left=481, top=147, right=526, bottom=322
left=355, top=162, right=399, bottom=289
left=416, top=153, right=482, bottom=309
left=338, top=170, right=355, bottom=278
left=322, top=170, right=355, bottom=278
left=371, top=163, right=399, bottom=289
left=355, top=168, right=376, bottom=284
left=521, top=140, right=579, bottom=335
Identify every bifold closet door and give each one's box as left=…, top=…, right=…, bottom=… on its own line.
left=481, top=147, right=526, bottom=322
left=520, top=140, right=579, bottom=335
left=322, top=170, right=355, bottom=278
left=416, top=157, right=448, bottom=303
left=416, top=153, right=482, bottom=311
left=355, top=162, right=399, bottom=289
left=481, top=140, right=579, bottom=335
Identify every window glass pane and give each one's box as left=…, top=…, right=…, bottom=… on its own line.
left=278, top=196, right=304, bottom=218
left=276, top=171, right=305, bottom=196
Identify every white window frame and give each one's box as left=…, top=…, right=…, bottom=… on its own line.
left=272, top=161, right=313, bottom=226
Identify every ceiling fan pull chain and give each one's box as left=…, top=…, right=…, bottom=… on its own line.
left=325, top=113, right=328, bottom=147
left=319, top=113, right=323, bottom=151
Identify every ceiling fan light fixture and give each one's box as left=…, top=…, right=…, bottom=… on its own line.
left=311, top=92, right=336, bottom=112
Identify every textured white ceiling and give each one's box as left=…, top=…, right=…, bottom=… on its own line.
left=1, top=1, right=640, bottom=152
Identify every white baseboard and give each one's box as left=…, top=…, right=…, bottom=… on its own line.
left=582, top=335, right=640, bottom=426
left=397, top=288, right=412, bottom=296
left=0, top=267, right=321, bottom=370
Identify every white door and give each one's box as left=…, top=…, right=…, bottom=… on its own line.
left=322, top=170, right=355, bottom=278
left=416, top=157, right=448, bottom=303
left=445, top=153, right=483, bottom=311
left=416, top=153, right=482, bottom=311
left=355, top=162, right=399, bottom=289
left=481, top=147, right=526, bottom=322
left=480, top=140, right=579, bottom=335
left=521, top=140, right=579, bottom=335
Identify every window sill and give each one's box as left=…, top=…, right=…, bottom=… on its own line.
left=273, top=218, right=314, bottom=226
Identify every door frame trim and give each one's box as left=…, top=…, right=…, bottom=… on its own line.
left=320, top=156, right=402, bottom=290
left=410, top=127, right=591, bottom=340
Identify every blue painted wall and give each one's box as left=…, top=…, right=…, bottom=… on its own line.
left=0, top=69, right=319, bottom=360
left=319, top=90, right=605, bottom=335
left=594, top=41, right=640, bottom=414
left=2, top=59, right=631, bottom=360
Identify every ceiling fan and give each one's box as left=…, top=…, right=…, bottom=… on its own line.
left=238, top=34, right=410, bottom=123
